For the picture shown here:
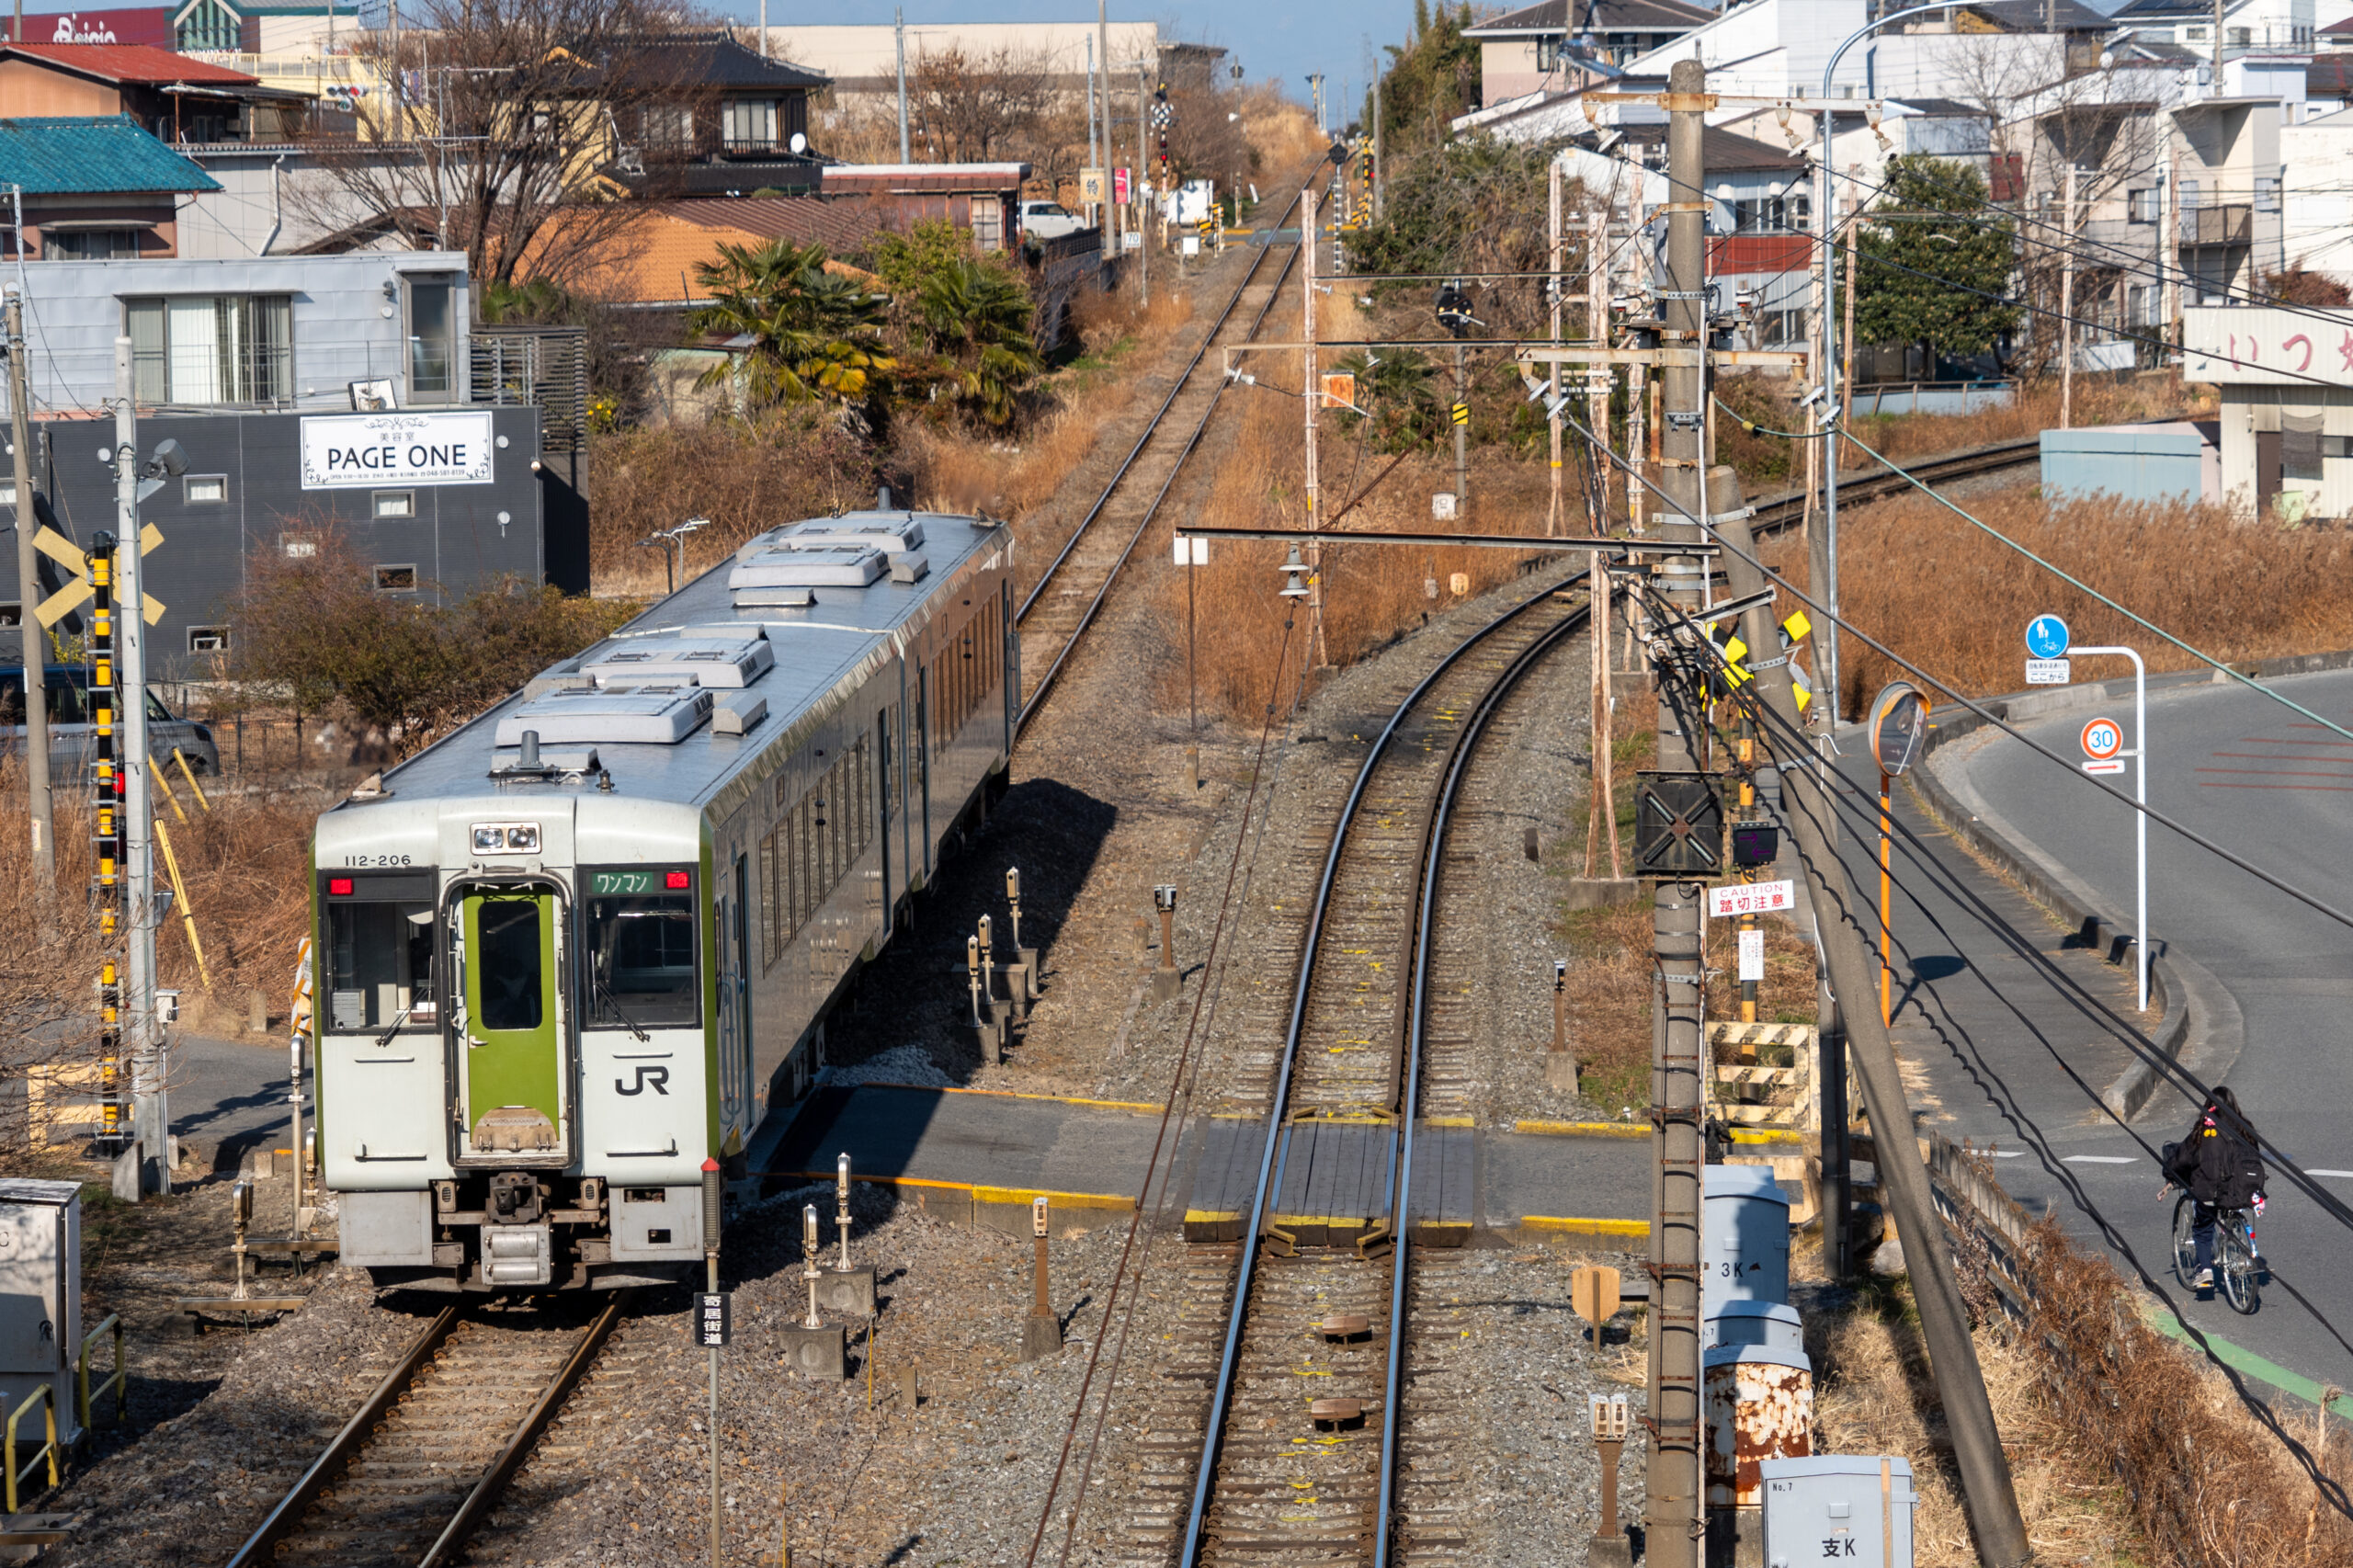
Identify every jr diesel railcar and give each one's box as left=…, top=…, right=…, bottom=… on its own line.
left=313, top=506, right=1016, bottom=1290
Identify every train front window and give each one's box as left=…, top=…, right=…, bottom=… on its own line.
left=324, top=900, right=438, bottom=1032
left=583, top=877, right=699, bottom=1030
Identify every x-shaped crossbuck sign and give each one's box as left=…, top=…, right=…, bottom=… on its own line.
left=32, top=525, right=165, bottom=629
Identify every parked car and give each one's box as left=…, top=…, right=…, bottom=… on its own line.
left=1020, top=200, right=1086, bottom=240
left=0, top=665, right=222, bottom=776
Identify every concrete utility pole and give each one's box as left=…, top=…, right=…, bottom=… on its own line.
left=756, top=0, right=765, bottom=58
left=1709, top=519, right=2036, bottom=1568
left=1137, top=65, right=1150, bottom=304
left=1548, top=159, right=1564, bottom=534
left=112, top=335, right=164, bottom=1199
left=894, top=8, right=910, bottom=164
left=1097, top=1, right=1115, bottom=261
left=1302, top=182, right=1324, bottom=667
left=6, top=291, right=51, bottom=909
left=1643, top=58, right=1710, bottom=1568
left=2060, top=162, right=2077, bottom=430
left=1372, top=67, right=1384, bottom=218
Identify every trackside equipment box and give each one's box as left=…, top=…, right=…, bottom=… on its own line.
left=1703, top=1164, right=1790, bottom=1322
left=1760, top=1455, right=1916, bottom=1567
left=0, top=1180, right=82, bottom=1447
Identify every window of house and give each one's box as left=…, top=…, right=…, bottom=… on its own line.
left=188, top=626, right=228, bottom=653
left=2284, top=426, right=2323, bottom=482
left=184, top=474, right=227, bottom=504
left=2127, top=187, right=2156, bottom=222
left=2186, top=24, right=2210, bottom=40
left=2227, top=25, right=2251, bottom=44
left=374, top=490, right=415, bottom=518
left=1537, top=36, right=1563, bottom=71
left=46, top=229, right=139, bottom=260
left=374, top=563, right=418, bottom=592
left=125, top=294, right=292, bottom=404
left=722, top=98, right=779, bottom=148
left=174, top=0, right=237, bottom=51
left=2256, top=175, right=2280, bottom=212
left=971, top=200, right=1004, bottom=251
left=403, top=274, right=457, bottom=400
left=644, top=104, right=693, bottom=145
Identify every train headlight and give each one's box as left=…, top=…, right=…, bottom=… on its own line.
left=470, top=822, right=541, bottom=855
left=506, top=824, right=540, bottom=852
left=472, top=825, right=505, bottom=853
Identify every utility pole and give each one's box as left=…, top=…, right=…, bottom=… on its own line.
left=1097, top=0, right=1114, bottom=262
left=894, top=8, right=911, bottom=163
left=1709, top=524, right=2036, bottom=1568
left=1548, top=158, right=1564, bottom=534
left=1137, top=65, right=1150, bottom=305
left=1372, top=67, right=1384, bottom=218
left=1643, top=57, right=1710, bottom=1568
left=1302, top=182, right=1324, bottom=667
left=1587, top=209, right=1608, bottom=528
left=112, top=335, right=164, bottom=1199
left=2060, top=162, right=2076, bottom=431
left=6, top=290, right=51, bottom=910
left=1086, top=33, right=1099, bottom=231
left=756, top=0, right=765, bottom=58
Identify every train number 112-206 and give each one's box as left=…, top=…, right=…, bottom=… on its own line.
left=343, top=854, right=413, bottom=867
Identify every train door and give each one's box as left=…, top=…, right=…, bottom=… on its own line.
left=915, top=666, right=933, bottom=882
left=454, top=887, right=569, bottom=1162
left=876, top=710, right=892, bottom=927
left=716, top=854, right=749, bottom=1126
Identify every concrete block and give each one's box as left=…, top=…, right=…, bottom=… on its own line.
left=895, top=1360, right=920, bottom=1408
left=1544, top=1054, right=1581, bottom=1092
left=817, top=1264, right=876, bottom=1317
left=1587, top=1533, right=1634, bottom=1568
left=968, top=1021, right=1005, bottom=1064
left=1017, top=947, right=1041, bottom=996
left=1004, top=964, right=1033, bottom=1018
left=1566, top=879, right=1643, bottom=911
left=779, top=1324, right=847, bottom=1380
left=1020, top=1312, right=1062, bottom=1362
left=1151, top=968, right=1181, bottom=1003
left=247, top=988, right=267, bottom=1034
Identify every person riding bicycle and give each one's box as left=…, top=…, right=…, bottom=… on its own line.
left=2161, top=1085, right=2267, bottom=1290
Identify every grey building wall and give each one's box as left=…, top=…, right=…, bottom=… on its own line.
left=13, top=403, right=545, bottom=680
left=7, top=251, right=472, bottom=414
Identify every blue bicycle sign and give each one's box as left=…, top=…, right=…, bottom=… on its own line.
left=2026, top=615, right=2071, bottom=660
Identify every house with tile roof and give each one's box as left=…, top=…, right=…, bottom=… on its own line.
left=0, top=39, right=314, bottom=143
left=0, top=112, right=218, bottom=257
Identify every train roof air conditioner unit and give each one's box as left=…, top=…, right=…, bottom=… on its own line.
left=493, top=685, right=714, bottom=746
left=582, top=629, right=775, bottom=688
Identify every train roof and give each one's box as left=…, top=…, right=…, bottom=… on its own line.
left=344, top=507, right=1011, bottom=820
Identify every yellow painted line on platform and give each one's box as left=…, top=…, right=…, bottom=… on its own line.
left=1426, top=1116, right=1477, bottom=1128
left=1520, top=1215, right=1650, bottom=1238
left=1727, top=1128, right=1804, bottom=1146
left=1514, top=1119, right=1647, bottom=1138
left=790, top=1171, right=1136, bottom=1210
left=852, top=1080, right=1164, bottom=1114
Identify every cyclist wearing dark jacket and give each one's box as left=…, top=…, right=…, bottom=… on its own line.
left=2162, top=1085, right=2267, bottom=1289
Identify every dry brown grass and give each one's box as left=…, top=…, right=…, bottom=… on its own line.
left=1758, top=483, right=2353, bottom=716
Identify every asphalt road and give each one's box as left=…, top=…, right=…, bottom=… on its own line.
left=1928, top=666, right=2353, bottom=1409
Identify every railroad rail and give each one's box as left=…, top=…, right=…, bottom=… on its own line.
left=1120, top=577, right=1593, bottom=1565
left=222, top=1293, right=627, bottom=1568
left=1747, top=437, right=2042, bottom=533
left=1012, top=192, right=1306, bottom=733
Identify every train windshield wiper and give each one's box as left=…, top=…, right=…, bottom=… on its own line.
left=374, top=1000, right=417, bottom=1049
left=596, top=976, right=651, bottom=1042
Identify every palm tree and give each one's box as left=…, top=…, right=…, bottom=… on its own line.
left=911, top=257, right=1043, bottom=426
left=689, top=239, right=894, bottom=411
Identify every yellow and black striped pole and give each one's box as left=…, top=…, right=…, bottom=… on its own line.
left=89, top=535, right=126, bottom=1148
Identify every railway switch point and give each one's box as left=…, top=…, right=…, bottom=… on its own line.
left=1316, top=1314, right=1370, bottom=1343
left=1309, top=1398, right=1365, bottom=1430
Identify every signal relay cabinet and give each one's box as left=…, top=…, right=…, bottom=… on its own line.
left=1760, top=1455, right=1916, bottom=1567
left=0, top=1181, right=81, bottom=1449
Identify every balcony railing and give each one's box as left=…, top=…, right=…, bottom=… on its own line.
left=2180, top=202, right=2251, bottom=245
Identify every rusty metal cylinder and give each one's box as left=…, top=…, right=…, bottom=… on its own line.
left=1703, top=1343, right=1813, bottom=1509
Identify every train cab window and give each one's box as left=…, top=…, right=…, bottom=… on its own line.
left=476, top=900, right=545, bottom=1032
left=583, top=869, right=699, bottom=1029
left=324, top=895, right=438, bottom=1032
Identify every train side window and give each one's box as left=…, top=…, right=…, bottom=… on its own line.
left=759, top=827, right=779, bottom=969
left=324, top=900, right=437, bottom=1031
left=582, top=883, right=699, bottom=1029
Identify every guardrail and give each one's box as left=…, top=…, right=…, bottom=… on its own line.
left=6, top=1385, right=56, bottom=1514
left=78, top=1314, right=127, bottom=1433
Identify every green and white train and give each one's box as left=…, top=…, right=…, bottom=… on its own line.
left=312, top=503, right=1015, bottom=1290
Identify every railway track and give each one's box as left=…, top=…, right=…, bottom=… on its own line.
left=1747, top=437, right=2041, bottom=532
left=1108, top=577, right=1594, bottom=1566
left=222, top=1294, right=627, bottom=1568
left=1013, top=197, right=1305, bottom=733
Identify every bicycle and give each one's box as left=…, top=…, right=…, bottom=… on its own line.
left=2171, top=1189, right=2263, bottom=1314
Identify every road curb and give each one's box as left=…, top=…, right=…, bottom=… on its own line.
left=1901, top=650, right=2335, bottom=1120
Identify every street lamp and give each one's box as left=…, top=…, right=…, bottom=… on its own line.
left=635, top=516, right=710, bottom=596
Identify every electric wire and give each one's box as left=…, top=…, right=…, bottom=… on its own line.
left=1559, top=403, right=2353, bottom=937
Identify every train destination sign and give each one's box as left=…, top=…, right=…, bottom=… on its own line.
left=300, top=410, right=495, bottom=489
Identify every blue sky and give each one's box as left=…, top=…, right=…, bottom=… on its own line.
left=715, top=3, right=1422, bottom=121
